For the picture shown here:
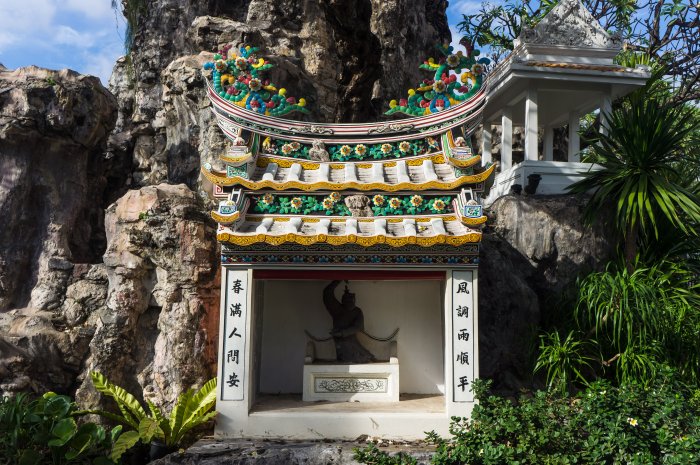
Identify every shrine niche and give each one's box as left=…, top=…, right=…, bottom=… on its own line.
left=201, top=40, right=491, bottom=440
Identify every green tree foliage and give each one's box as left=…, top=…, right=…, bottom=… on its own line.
left=534, top=330, right=595, bottom=393
left=538, top=88, right=700, bottom=389
left=536, top=261, right=700, bottom=388
left=458, top=0, right=700, bottom=104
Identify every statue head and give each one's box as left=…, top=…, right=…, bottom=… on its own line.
left=312, top=139, right=325, bottom=149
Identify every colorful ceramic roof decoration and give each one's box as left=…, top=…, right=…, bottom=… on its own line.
left=386, top=37, right=490, bottom=116
left=201, top=40, right=494, bottom=267
left=203, top=45, right=309, bottom=117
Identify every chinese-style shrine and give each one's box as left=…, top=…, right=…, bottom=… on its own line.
left=201, top=37, right=491, bottom=438
left=200, top=0, right=650, bottom=440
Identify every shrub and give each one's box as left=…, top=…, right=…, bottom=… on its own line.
left=536, top=260, right=700, bottom=389
left=354, top=375, right=700, bottom=465
left=0, top=392, right=131, bottom=465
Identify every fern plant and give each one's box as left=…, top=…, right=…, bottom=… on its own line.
left=90, top=372, right=217, bottom=448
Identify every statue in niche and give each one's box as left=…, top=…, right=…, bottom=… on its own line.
left=344, top=194, right=373, bottom=217
left=323, top=280, right=376, bottom=363
left=309, top=139, right=330, bottom=162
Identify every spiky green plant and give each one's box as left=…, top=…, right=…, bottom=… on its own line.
left=90, top=372, right=217, bottom=448
left=574, top=261, right=700, bottom=386
left=534, top=330, right=595, bottom=392
left=111, top=0, right=147, bottom=53
left=568, top=95, right=700, bottom=269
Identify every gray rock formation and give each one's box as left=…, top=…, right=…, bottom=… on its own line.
left=74, top=183, right=220, bottom=408
left=0, top=67, right=116, bottom=312
left=479, top=194, right=612, bottom=391
left=153, top=439, right=434, bottom=465
left=0, top=179, right=220, bottom=406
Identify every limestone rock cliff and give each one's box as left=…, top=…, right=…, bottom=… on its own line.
left=0, top=66, right=116, bottom=394
left=75, top=183, right=219, bottom=407
left=0, top=67, right=116, bottom=313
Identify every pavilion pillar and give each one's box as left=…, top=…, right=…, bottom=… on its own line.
left=568, top=113, right=580, bottom=162
left=543, top=126, right=554, bottom=161
left=599, top=91, right=612, bottom=136
left=524, top=88, right=538, bottom=161
left=501, top=108, right=513, bottom=171
left=481, top=124, right=492, bottom=166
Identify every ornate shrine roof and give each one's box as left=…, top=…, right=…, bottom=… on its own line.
left=202, top=131, right=495, bottom=192
left=200, top=41, right=494, bottom=267
left=212, top=189, right=486, bottom=247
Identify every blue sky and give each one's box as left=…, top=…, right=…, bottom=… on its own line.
left=0, top=0, right=479, bottom=86
left=0, top=0, right=125, bottom=84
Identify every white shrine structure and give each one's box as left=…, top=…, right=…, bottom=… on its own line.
left=481, top=0, right=649, bottom=203
left=199, top=0, right=649, bottom=439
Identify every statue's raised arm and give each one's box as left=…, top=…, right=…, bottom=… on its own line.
left=321, top=280, right=376, bottom=363
left=323, top=280, right=343, bottom=319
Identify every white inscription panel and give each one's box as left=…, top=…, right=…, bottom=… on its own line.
left=452, top=270, right=475, bottom=402
left=221, top=269, right=248, bottom=401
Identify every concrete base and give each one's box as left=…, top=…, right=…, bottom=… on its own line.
left=216, top=393, right=463, bottom=440
left=484, top=160, right=601, bottom=206
left=303, top=363, right=400, bottom=402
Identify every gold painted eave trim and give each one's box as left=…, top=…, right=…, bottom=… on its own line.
left=200, top=163, right=496, bottom=191
left=216, top=231, right=482, bottom=247
left=211, top=211, right=240, bottom=223
left=449, top=155, right=481, bottom=168
left=220, top=153, right=254, bottom=165
left=461, top=215, right=487, bottom=226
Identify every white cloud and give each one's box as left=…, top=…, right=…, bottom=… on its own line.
left=449, top=0, right=483, bottom=17
left=0, top=0, right=124, bottom=84
left=83, top=50, right=118, bottom=83
left=0, top=0, right=56, bottom=52
left=449, top=26, right=463, bottom=55
left=0, top=31, right=17, bottom=50
left=64, top=0, right=115, bottom=20
left=55, top=25, right=95, bottom=47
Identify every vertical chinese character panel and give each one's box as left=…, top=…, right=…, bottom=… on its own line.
left=221, top=269, right=248, bottom=401
left=452, top=270, right=475, bottom=402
